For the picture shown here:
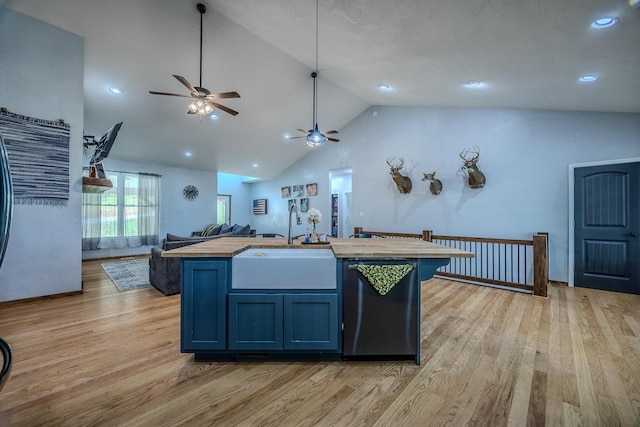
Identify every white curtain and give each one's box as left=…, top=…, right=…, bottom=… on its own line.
left=82, top=171, right=159, bottom=250
left=137, top=172, right=159, bottom=246
left=82, top=192, right=102, bottom=250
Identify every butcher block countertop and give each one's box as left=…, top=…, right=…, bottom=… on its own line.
left=162, top=237, right=473, bottom=259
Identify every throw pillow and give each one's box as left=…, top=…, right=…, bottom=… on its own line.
left=202, top=223, right=222, bottom=237
left=200, top=224, right=213, bottom=237
left=220, top=224, right=233, bottom=234
left=232, top=224, right=251, bottom=236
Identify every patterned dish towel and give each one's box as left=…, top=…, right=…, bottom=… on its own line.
left=355, top=264, right=414, bottom=295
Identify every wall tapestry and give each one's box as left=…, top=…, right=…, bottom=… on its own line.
left=0, top=108, right=70, bottom=205
left=0, top=131, right=13, bottom=269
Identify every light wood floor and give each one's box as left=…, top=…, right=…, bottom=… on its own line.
left=0, top=258, right=639, bottom=426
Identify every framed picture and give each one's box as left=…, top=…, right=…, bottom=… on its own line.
left=306, top=183, right=317, bottom=196
left=252, top=198, right=268, bottom=215
left=281, top=186, right=291, bottom=198
left=292, top=184, right=303, bottom=197
left=300, top=197, right=309, bottom=212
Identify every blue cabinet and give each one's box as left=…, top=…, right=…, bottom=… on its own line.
left=284, top=294, right=338, bottom=350
left=228, top=294, right=283, bottom=350
left=228, top=293, right=339, bottom=351
left=181, top=258, right=340, bottom=357
left=181, top=259, right=229, bottom=352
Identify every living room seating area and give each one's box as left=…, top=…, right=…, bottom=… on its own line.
left=149, top=223, right=255, bottom=296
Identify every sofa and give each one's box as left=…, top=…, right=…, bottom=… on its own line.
left=149, top=223, right=255, bottom=296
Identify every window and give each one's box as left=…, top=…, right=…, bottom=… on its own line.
left=82, top=170, right=159, bottom=250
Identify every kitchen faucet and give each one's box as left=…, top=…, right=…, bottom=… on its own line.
left=288, top=202, right=302, bottom=244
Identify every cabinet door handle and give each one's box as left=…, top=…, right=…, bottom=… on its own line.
left=628, top=232, right=639, bottom=237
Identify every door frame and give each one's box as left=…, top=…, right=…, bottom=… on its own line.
left=217, top=194, right=232, bottom=225
left=568, top=156, right=640, bottom=287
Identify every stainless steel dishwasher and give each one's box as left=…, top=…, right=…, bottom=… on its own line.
left=342, top=259, right=419, bottom=361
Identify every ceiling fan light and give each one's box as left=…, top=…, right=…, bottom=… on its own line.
left=204, top=104, right=213, bottom=114
left=188, top=101, right=198, bottom=112
left=306, top=139, right=323, bottom=148
left=306, top=130, right=327, bottom=147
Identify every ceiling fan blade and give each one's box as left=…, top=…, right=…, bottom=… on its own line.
left=297, top=129, right=311, bottom=134
left=149, top=91, right=192, bottom=98
left=325, top=130, right=339, bottom=135
left=173, top=75, right=198, bottom=94
left=208, top=101, right=239, bottom=116
left=287, top=136, right=307, bottom=139
left=208, top=91, right=241, bottom=99
left=328, top=137, right=340, bottom=142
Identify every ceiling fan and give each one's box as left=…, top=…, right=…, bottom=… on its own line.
left=288, top=0, right=339, bottom=147
left=149, top=3, right=240, bottom=116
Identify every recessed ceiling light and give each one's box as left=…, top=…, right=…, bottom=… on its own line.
left=591, top=17, right=618, bottom=29
left=284, top=133, right=291, bottom=140
left=107, top=85, right=123, bottom=95
left=209, top=114, right=218, bottom=120
left=378, top=84, right=391, bottom=91
left=466, top=80, right=482, bottom=87
left=184, top=151, right=192, bottom=157
left=252, top=163, right=259, bottom=168
left=579, top=74, right=599, bottom=82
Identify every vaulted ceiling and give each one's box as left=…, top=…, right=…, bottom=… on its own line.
left=5, top=0, right=640, bottom=179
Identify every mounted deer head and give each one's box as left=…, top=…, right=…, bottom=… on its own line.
left=422, top=171, right=443, bottom=195
left=386, top=157, right=412, bottom=194
left=459, top=146, right=486, bottom=189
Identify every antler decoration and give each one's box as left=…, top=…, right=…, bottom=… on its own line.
left=459, top=146, right=486, bottom=189
left=387, top=157, right=413, bottom=194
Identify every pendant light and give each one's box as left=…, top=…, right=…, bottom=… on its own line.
left=307, top=0, right=327, bottom=147
left=306, top=72, right=327, bottom=147
left=289, top=0, right=339, bottom=147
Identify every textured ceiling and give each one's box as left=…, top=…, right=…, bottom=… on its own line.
left=5, top=0, right=640, bottom=178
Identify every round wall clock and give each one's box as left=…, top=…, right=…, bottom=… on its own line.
left=183, top=184, right=199, bottom=200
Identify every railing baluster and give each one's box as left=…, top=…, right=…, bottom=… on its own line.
left=517, top=244, right=521, bottom=284
left=523, top=244, right=527, bottom=285
left=493, top=243, right=497, bottom=281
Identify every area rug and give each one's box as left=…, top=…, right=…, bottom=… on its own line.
left=101, top=259, right=151, bottom=292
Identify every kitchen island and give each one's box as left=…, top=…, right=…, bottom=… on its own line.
left=163, top=237, right=472, bottom=364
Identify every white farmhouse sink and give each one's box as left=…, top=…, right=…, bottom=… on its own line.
left=232, top=248, right=336, bottom=289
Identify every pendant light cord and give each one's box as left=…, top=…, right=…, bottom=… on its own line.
left=313, top=0, right=319, bottom=126
left=315, top=0, right=319, bottom=73
left=199, top=7, right=203, bottom=88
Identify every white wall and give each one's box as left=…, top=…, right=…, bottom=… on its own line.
left=249, top=165, right=334, bottom=239
left=249, top=106, right=640, bottom=282
left=0, top=8, right=84, bottom=301
left=82, top=157, right=218, bottom=260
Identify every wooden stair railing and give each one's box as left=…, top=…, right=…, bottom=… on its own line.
left=353, top=227, right=549, bottom=297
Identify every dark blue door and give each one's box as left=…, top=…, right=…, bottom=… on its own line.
left=574, top=162, right=640, bottom=294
